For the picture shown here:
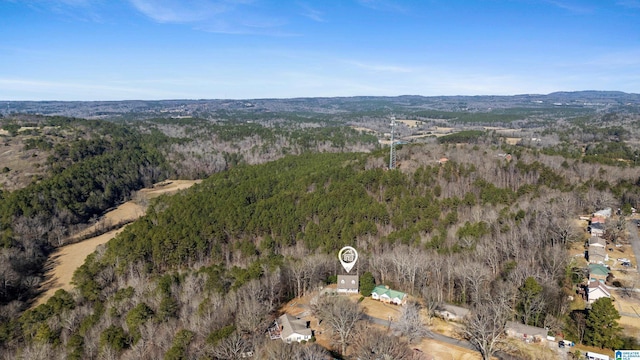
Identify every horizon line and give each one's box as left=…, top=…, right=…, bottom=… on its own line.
left=1, top=90, right=638, bottom=103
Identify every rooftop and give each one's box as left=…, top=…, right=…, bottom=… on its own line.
left=372, top=285, right=406, bottom=300
left=588, top=263, right=610, bottom=276
left=278, top=314, right=311, bottom=340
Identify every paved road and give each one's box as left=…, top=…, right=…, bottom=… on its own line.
left=627, top=220, right=640, bottom=274
left=362, top=314, right=477, bottom=352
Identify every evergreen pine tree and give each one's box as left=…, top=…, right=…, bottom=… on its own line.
left=584, top=297, right=623, bottom=349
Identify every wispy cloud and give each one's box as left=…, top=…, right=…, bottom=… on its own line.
left=356, top=0, right=407, bottom=13
left=346, top=60, right=414, bottom=73
left=15, top=0, right=107, bottom=22
left=297, top=2, right=325, bottom=22
left=616, top=0, right=640, bottom=8
left=128, top=0, right=230, bottom=23
left=127, top=0, right=293, bottom=35
left=542, top=0, right=594, bottom=14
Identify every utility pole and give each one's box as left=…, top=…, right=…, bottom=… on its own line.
left=389, top=116, right=396, bottom=170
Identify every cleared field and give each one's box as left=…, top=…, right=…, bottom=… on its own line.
left=34, top=180, right=200, bottom=306
left=0, top=136, right=46, bottom=191
left=396, top=119, right=422, bottom=128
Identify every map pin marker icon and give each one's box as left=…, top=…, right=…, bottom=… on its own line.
left=338, top=246, right=358, bottom=273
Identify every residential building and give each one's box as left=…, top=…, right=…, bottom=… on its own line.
left=587, top=280, right=611, bottom=304
left=588, top=264, right=610, bottom=282
left=371, top=285, right=407, bottom=305
left=588, top=237, right=606, bottom=248
left=276, top=314, right=312, bottom=343
left=505, top=321, right=548, bottom=343
left=589, top=222, right=605, bottom=237
left=593, top=208, right=612, bottom=218
left=337, top=275, right=359, bottom=294
left=588, top=245, right=609, bottom=264
left=436, top=304, right=470, bottom=321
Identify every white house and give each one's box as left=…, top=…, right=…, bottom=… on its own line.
left=587, top=280, right=611, bottom=304
left=593, top=208, right=612, bottom=218
left=277, top=314, right=312, bottom=343
left=371, top=285, right=407, bottom=305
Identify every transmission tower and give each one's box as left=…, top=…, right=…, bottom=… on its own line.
left=389, top=116, right=396, bottom=170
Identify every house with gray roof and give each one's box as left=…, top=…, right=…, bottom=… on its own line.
left=588, top=245, right=609, bottom=264
left=505, top=321, right=548, bottom=343
left=277, top=314, right=312, bottom=343
left=436, top=304, right=470, bottom=321
left=337, top=275, right=359, bottom=294
left=588, top=237, right=606, bottom=248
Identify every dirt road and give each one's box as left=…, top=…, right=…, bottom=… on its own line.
left=35, top=180, right=200, bottom=306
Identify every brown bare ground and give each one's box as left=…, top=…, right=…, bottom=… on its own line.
left=414, top=337, right=482, bottom=360
left=0, top=136, right=46, bottom=191
left=360, top=297, right=403, bottom=321
left=34, top=180, right=201, bottom=306
left=396, top=120, right=422, bottom=128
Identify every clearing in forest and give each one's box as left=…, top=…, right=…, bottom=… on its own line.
left=34, top=180, right=201, bottom=306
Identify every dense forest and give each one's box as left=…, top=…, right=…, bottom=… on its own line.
left=1, top=100, right=640, bottom=359
left=2, top=143, right=640, bottom=358
left=0, top=113, right=380, bottom=347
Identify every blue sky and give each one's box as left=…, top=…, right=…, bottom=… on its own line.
left=1, top=0, right=639, bottom=100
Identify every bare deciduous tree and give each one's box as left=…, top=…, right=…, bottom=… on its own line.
left=352, top=327, right=413, bottom=360
left=461, top=299, right=510, bottom=360
left=312, top=295, right=363, bottom=355
left=396, top=301, right=429, bottom=343
left=256, top=341, right=328, bottom=360
left=211, top=332, right=252, bottom=360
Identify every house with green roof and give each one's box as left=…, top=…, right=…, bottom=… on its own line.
left=588, top=263, right=610, bottom=283
left=371, top=285, right=407, bottom=305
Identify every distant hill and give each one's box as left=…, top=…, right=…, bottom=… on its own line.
left=2, top=91, right=639, bottom=120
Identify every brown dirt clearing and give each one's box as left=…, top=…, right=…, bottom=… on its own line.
left=34, top=179, right=200, bottom=306
left=414, top=337, right=482, bottom=360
